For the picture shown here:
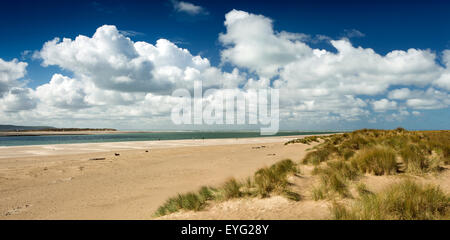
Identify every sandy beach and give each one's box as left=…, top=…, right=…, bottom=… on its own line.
left=0, top=135, right=316, bottom=219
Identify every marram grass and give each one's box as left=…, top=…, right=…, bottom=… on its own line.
left=331, top=180, right=450, bottom=220
left=155, top=159, right=299, bottom=217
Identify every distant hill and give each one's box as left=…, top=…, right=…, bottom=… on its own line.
left=0, top=125, right=116, bottom=132
left=0, top=125, right=55, bottom=131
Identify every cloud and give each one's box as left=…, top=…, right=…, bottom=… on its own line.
left=1, top=10, right=450, bottom=129
left=37, top=25, right=157, bottom=92
left=219, top=10, right=312, bottom=78
left=372, top=99, right=397, bottom=112
left=388, top=88, right=412, bottom=99
left=30, top=24, right=246, bottom=117
left=343, top=29, right=365, bottom=38
left=219, top=10, right=449, bottom=123
left=388, top=87, right=450, bottom=110
left=0, top=87, right=36, bottom=112
left=412, top=111, right=421, bottom=116
left=220, top=10, right=442, bottom=94
left=171, top=1, right=208, bottom=15
left=35, top=74, right=91, bottom=110
left=406, top=98, right=441, bottom=109
left=434, top=50, right=450, bottom=90
left=118, top=30, right=145, bottom=37
left=36, top=25, right=240, bottom=95
left=0, top=58, right=27, bottom=97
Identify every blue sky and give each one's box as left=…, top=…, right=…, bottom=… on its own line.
left=0, top=0, right=449, bottom=130
left=2, top=0, right=449, bottom=87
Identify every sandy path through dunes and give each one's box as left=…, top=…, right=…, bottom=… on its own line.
left=0, top=135, right=316, bottom=219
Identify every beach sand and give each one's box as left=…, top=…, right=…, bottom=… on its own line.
left=0, top=135, right=317, bottom=219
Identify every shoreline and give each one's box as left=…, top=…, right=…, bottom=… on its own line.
left=0, top=130, right=340, bottom=137
left=0, top=134, right=327, bottom=159
left=0, top=131, right=338, bottom=148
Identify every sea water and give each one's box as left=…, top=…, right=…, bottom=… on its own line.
left=0, top=131, right=338, bottom=147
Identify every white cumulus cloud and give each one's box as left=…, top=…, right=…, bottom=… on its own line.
left=0, top=87, right=36, bottom=112
left=372, top=99, right=398, bottom=112
left=171, top=1, right=207, bottom=15
left=0, top=58, right=27, bottom=97
left=1, top=10, right=450, bottom=129
left=37, top=25, right=243, bottom=95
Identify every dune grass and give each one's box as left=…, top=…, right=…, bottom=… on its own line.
left=155, top=189, right=211, bottom=217
left=300, top=129, right=450, bottom=175
left=302, top=143, right=337, bottom=165
left=311, top=160, right=358, bottom=199
left=254, top=159, right=298, bottom=197
left=350, top=146, right=398, bottom=176
left=285, top=136, right=320, bottom=145
left=301, top=129, right=450, bottom=202
left=399, top=144, right=442, bottom=174
left=154, top=159, right=299, bottom=217
left=222, top=178, right=243, bottom=200
left=355, top=183, right=373, bottom=197
left=155, top=129, right=449, bottom=218
left=331, top=180, right=450, bottom=220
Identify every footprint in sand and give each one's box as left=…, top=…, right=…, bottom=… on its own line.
left=5, top=204, right=32, bottom=216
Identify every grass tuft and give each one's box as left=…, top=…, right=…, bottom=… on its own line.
left=154, top=191, right=207, bottom=217
left=312, top=186, right=326, bottom=200
left=351, top=146, right=398, bottom=175
left=312, top=166, right=351, bottom=199
left=285, top=136, right=320, bottom=145
left=332, top=180, right=450, bottom=220
left=155, top=159, right=299, bottom=216
left=355, top=183, right=373, bottom=197
left=254, top=159, right=297, bottom=197
left=198, top=186, right=215, bottom=201
left=302, top=144, right=335, bottom=165
left=222, top=178, right=243, bottom=200
left=282, top=190, right=302, bottom=201
left=311, top=160, right=358, bottom=200
left=298, top=129, right=449, bottom=176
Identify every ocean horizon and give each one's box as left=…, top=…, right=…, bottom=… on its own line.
left=0, top=131, right=339, bottom=147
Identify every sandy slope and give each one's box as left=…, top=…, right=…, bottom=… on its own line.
left=158, top=165, right=331, bottom=220
left=158, top=164, right=450, bottom=220
left=0, top=135, right=317, bottom=219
